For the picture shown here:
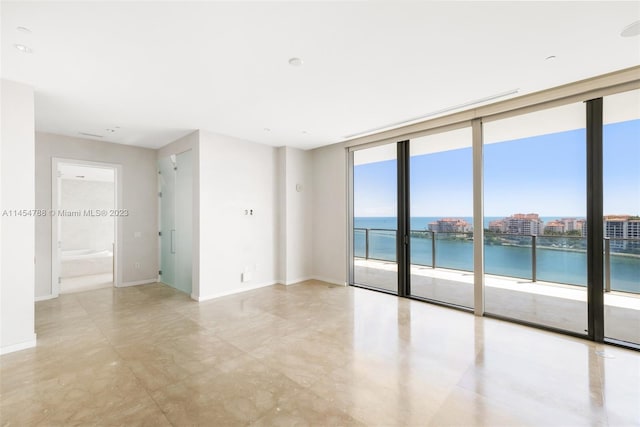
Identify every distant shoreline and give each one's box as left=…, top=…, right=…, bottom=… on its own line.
left=524, top=244, right=640, bottom=260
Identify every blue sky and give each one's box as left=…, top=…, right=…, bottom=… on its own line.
left=354, top=119, right=639, bottom=217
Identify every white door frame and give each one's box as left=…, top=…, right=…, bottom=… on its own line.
left=51, top=157, right=124, bottom=296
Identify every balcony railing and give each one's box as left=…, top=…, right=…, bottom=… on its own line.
left=353, top=228, right=640, bottom=294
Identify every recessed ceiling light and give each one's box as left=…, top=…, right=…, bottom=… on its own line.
left=301, top=131, right=309, bottom=134
left=263, top=128, right=271, bottom=132
left=16, top=26, right=32, bottom=34
left=288, top=57, right=303, bottom=67
left=14, top=44, right=33, bottom=54
left=621, top=20, right=640, bottom=37
left=75, top=175, right=85, bottom=179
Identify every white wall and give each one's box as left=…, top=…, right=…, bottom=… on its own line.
left=311, top=142, right=348, bottom=285
left=159, top=134, right=314, bottom=294
left=1, top=79, right=36, bottom=354
left=197, top=130, right=279, bottom=300
left=30, top=123, right=345, bottom=309
left=282, top=147, right=313, bottom=284
left=35, top=132, right=158, bottom=297
left=60, top=179, right=115, bottom=252
left=157, top=131, right=200, bottom=298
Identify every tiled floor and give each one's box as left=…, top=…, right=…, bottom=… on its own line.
left=60, top=272, right=113, bottom=294
left=1, top=280, right=639, bottom=426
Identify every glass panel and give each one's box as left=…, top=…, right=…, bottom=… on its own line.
left=603, top=89, right=640, bottom=345
left=352, top=143, right=398, bottom=293
left=175, top=150, right=193, bottom=294
left=484, top=102, right=587, bottom=335
left=159, top=155, right=176, bottom=287
left=409, top=127, right=473, bottom=308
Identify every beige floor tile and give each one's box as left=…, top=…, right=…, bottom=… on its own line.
left=1, top=281, right=638, bottom=426
left=151, top=357, right=304, bottom=425
left=428, top=386, right=533, bottom=427
left=250, top=387, right=365, bottom=427
left=1, top=358, right=166, bottom=426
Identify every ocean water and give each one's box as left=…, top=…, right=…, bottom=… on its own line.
left=357, top=216, right=563, bottom=231
left=354, top=217, right=640, bottom=293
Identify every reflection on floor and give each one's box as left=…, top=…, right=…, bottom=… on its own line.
left=355, top=258, right=640, bottom=344
left=1, top=281, right=639, bottom=425
left=60, top=273, right=113, bottom=294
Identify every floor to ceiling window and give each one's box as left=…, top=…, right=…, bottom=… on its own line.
left=348, top=86, right=639, bottom=349
left=352, top=143, right=398, bottom=293
left=483, top=102, right=588, bottom=335
left=603, top=89, right=640, bottom=346
left=409, top=127, right=473, bottom=308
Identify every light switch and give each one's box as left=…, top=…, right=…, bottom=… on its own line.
left=134, top=231, right=141, bottom=238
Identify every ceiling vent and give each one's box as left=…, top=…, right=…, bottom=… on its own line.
left=78, top=132, right=104, bottom=138
left=621, top=20, right=640, bottom=37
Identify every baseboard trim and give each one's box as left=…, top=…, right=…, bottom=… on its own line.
left=283, top=276, right=314, bottom=286
left=1, top=334, right=37, bottom=355
left=311, top=276, right=347, bottom=286
left=117, top=278, right=157, bottom=288
left=35, top=294, right=57, bottom=302
left=195, top=281, right=277, bottom=302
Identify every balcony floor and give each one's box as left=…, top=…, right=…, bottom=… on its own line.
left=354, top=258, right=640, bottom=344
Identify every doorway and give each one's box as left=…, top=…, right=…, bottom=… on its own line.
left=52, top=159, right=120, bottom=295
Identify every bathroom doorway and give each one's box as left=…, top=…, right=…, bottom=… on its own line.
left=51, top=159, right=121, bottom=295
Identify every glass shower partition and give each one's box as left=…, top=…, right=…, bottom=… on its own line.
left=158, top=150, right=193, bottom=294
left=159, top=155, right=177, bottom=288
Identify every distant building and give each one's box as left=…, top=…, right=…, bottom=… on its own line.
left=605, top=216, right=626, bottom=238
left=489, top=213, right=543, bottom=235
left=544, top=217, right=586, bottom=235
left=561, top=218, right=581, bottom=232
left=488, top=219, right=507, bottom=233
left=603, top=215, right=640, bottom=249
left=559, top=216, right=638, bottom=244
left=628, top=220, right=640, bottom=239
left=428, top=218, right=472, bottom=233
left=544, top=220, right=565, bottom=234
left=578, top=219, right=587, bottom=237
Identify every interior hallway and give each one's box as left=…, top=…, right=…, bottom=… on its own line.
left=1, top=280, right=638, bottom=426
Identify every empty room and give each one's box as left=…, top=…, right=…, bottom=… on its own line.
left=1, top=1, right=639, bottom=426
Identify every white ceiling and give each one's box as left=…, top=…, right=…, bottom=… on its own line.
left=1, top=1, right=639, bottom=150
left=355, top=89, right=640, bottom=165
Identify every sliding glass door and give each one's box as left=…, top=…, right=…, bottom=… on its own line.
left=409, top=127, right=473, bottom=308
left=483, top=102, right=588, bottom=335
left=603, top=89, right=640, bottom=346
left=352, top=143, right=398, bottom=293
left=348, top=88, right=639, bottom=349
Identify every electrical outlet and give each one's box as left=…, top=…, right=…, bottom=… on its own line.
left=134, top=262, right=141, bottom=269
